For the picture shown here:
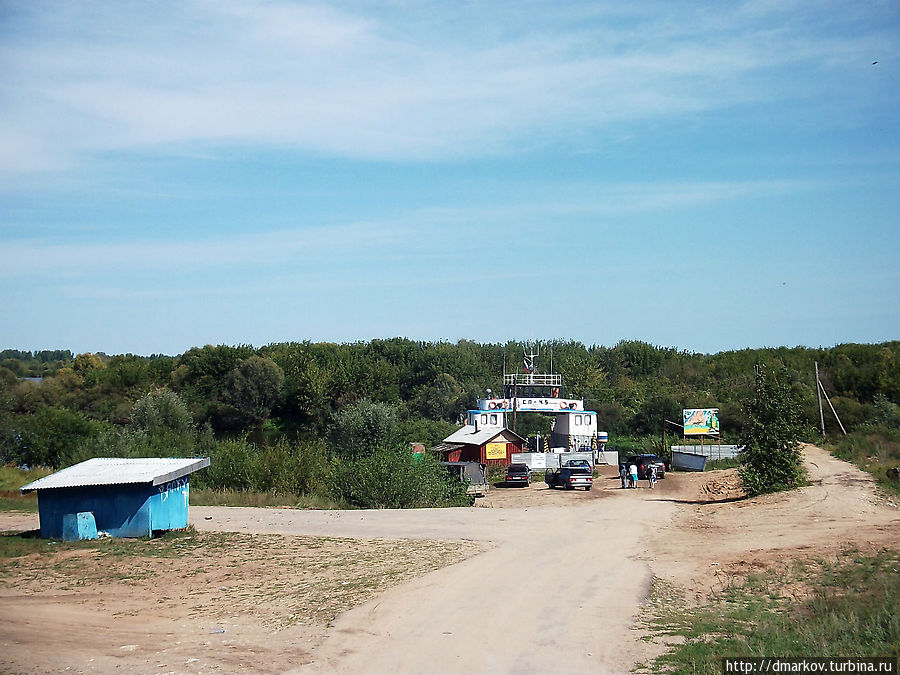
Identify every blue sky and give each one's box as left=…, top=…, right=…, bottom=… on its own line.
left=1, top=0, right=898, bottom=356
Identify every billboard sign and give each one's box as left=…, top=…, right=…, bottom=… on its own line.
left=683, top=408, right=720, bottom=435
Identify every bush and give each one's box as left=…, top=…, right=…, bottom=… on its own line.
left=869, top=395, right=900, bottom=429
left=328, top=399, right=399, bottom=460
left=129, top=388, right=193, bottom=435
left=11, top=407, right=106, bottom=468
left=331, top=444, right=468, bottom=508
left=199, top=438, right=257, bottom=491
left=250, top=438, right=331, bottom=496
left=739, top=365, right=805, bottom=496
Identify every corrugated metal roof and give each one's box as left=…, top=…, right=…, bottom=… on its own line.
left=442, top=425, right=525, bottom=445
left=20, top=457, right=211, bottom=494
left=430, top=442, right=464, bottom=453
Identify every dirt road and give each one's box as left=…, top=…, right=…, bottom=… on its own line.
left=296, top=493, right=669, bottom=674
left=197, top=484, right=675, bottom=674
left=1, top=445, right=897, bottom=674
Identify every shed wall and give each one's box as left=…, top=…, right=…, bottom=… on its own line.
left=36, top=478, right=191, bottom=538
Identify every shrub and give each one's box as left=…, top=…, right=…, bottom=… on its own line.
left=129, top=387, right=193, bottom=436
left=328, top=399, right=399, bottom=460
left=250, top=438, right=331, bottom=496
left=11, top=407, right=105, bottom=468
left=331, top=443, right=468, bottom=509
left=198, top=438, right=257, bottom=491
left=739, top=365, right=805, bottom=496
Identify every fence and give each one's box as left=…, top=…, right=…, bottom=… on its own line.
left=670, top=444, right=743, bottom=460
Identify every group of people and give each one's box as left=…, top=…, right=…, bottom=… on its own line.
left=619, top=462, right=658, bottom=489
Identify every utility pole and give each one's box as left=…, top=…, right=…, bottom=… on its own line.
left=815, top=361, right=826, bottom=438
left=818, top=377, right=847, bottom=436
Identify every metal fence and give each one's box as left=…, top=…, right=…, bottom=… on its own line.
left=670, top=444, right=743, bottom=460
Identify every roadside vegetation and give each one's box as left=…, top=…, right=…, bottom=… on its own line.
left=737, top=365, right=805, bottom=496
left=639, top=547, right=900, bottom=674
left=1, top=340, right=898, bottom=506
left=823, top=395, right=900, bottom=495
left=0, top=464, right=50, bottom=511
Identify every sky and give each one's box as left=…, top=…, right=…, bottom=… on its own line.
left=1, top=0, right=898, bottom=356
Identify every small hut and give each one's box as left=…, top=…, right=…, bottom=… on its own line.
left=435, top=426, right=525, bottom=466
left=20, top=457, right=210, bottom=539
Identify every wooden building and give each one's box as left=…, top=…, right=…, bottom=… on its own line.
left=434, top=426, right=525, bottom=466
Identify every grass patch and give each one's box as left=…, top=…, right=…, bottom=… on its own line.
left=640, top=548, right=900, bottom=674
left=827, top=427, right=900, bottom=496
left=0, top=464, right=52, bottom=512
left=705, top=458, right=741, bottom=471
left=190, top=487, right=345, bottom=509
left=0, top=526, right=202, bottom=565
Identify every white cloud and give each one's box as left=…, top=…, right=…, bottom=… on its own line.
left=0, top=0, right=896, bottom=171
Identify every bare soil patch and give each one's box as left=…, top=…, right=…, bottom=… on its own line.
left=645, top=444, right=899, bottom=602
left=0, top=531, right=481, bottom=674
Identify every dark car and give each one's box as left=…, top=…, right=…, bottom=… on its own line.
left=545, top=459, right=593, bottom=491
left=625, top=454, right=666, bottom=480
left=504, top=463, right=531, bottom=487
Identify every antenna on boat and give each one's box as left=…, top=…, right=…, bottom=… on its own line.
left=523, top=340, right=538, bottom=374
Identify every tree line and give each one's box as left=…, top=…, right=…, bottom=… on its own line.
left=1, top=339, right=897, bottom=501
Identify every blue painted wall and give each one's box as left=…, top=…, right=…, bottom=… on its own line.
left=36, top=477, right=192, bottom=538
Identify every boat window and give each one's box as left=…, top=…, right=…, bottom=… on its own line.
left=481, top=414, right=488, bottom=425
left=490, top=414, right=498, bottom=425
left=574, top=415, right=582, bottom=425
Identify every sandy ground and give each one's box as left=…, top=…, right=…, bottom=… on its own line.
left=1, top=444, right=897, bottom=674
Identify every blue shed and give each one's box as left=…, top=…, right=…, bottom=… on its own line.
left=20, top=457, right=210, bottom=539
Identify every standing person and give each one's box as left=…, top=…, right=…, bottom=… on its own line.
left=648, top=464, right=657, bottom=489
left=629, top=462, right=638, bottom=488
left=619, top=463, right=628, bottom=489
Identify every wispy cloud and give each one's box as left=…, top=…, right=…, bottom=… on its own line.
left=2, top=1, right=894, bottom=172
left=0, top=176, right=813, bottom=281
left=0, top=220, right=410, bottom=277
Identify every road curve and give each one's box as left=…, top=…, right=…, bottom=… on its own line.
left=193, top=490, right=675, bottom=674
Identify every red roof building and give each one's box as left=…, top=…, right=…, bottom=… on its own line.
left=433, top=426, right=525, bottom=466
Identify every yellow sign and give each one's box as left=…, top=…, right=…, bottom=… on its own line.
left=485, top=443, right=507, bottom=460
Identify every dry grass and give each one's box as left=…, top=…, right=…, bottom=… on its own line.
left=0, top=528, right=484, bottom=629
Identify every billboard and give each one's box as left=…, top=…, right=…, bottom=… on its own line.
left=683, top=408, right=720, bottom=435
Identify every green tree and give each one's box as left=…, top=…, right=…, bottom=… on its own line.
left=14, top=407, right=105, bottom=468
left=223, top=356, right=285, bottom=428
left=869, top=394, right=900, bottom=429
left=328, top=399, right=399, bottom=460
left=413, top=373, right=464, bottom=421
left=129, top=387, right=193, bottom=436
left=738, top=365, right=805, bottom=496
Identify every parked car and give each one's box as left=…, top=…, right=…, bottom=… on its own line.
left=504, top=463, right=531, bottom=487
left=625, top=454, right=666, bottom=480
left=545, top=459, right=593, bottom=491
